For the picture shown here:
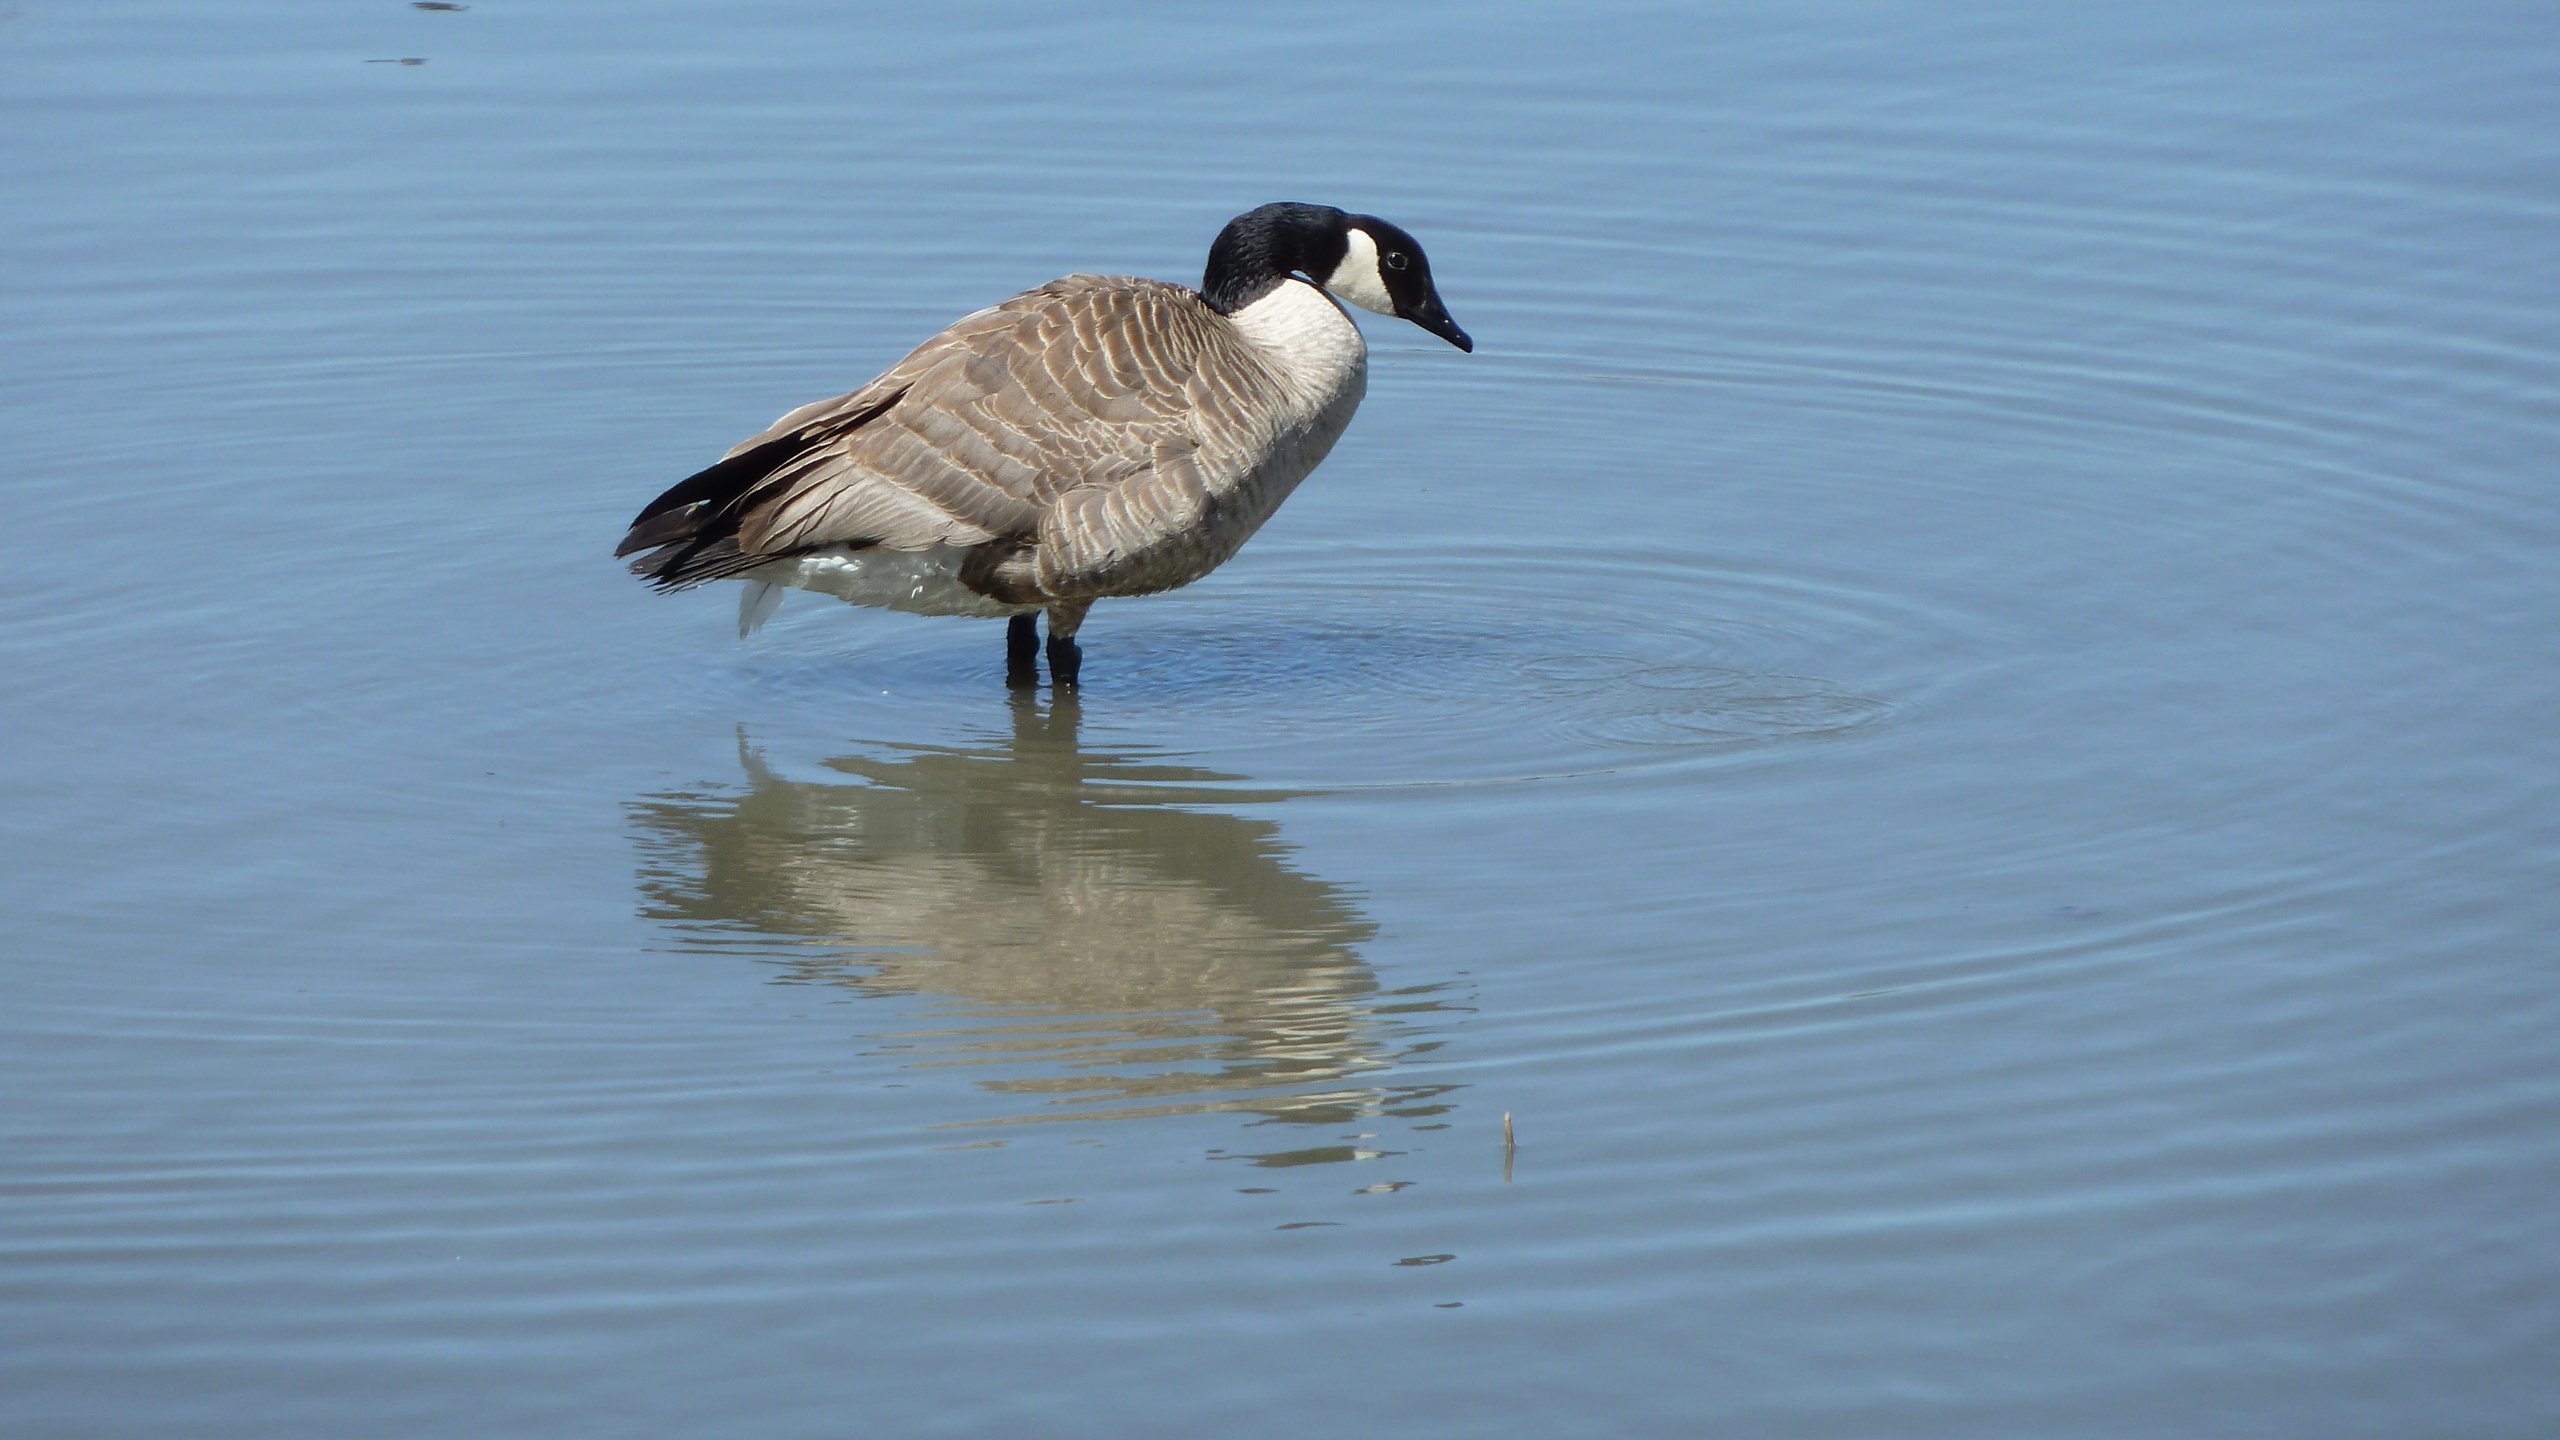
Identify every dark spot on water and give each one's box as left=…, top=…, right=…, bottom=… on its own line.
left=1227, top=1145, right=1374, bottom=1167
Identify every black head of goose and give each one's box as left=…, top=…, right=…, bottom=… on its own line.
left=615, top=201, right=1471, bottom=687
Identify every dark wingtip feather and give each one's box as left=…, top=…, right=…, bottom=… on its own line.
left=625, top=535, right=764, bottom=592
left=614, top=430, right=821, bottom=569
left=619, top=389, right=903, bottom=591
left=614, top=504, right=709, bottom=559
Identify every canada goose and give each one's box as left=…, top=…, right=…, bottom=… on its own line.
left=615, top=201, right=1471, bottom=686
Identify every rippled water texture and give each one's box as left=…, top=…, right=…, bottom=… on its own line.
left=744, top=543, right=1918, bottom=786
left=5, top=3, right=2558, bottom=1437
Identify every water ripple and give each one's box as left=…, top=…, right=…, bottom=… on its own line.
left=737, top=540, right=1960, bottom=790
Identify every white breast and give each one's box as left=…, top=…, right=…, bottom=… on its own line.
left=1226, top=278, right=1369, bottom=411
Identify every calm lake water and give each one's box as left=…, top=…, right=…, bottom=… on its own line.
left=6, top=2, right=2558, bottom=1435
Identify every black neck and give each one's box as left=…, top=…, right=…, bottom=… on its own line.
left=1201, top=202, right=1348, bottom=314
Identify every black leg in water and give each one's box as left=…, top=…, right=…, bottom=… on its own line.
left=1005, top=613, right=1039, bottom=688
left=1045, top=632, right=1082, bottom=688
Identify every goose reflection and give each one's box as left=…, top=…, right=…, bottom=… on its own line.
left=627, top=692, right=1455, bottom=1135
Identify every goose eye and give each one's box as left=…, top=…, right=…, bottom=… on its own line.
left=1384, top=252, right=1409, bottom=272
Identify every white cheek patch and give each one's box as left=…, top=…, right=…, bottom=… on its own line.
left=1323, top=227, right=1399, bottom=316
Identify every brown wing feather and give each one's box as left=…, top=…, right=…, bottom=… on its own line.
left=736, top=279, right=1230, bottom=549
left=619, top=276, right=1273, bottom=593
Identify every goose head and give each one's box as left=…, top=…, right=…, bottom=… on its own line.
left=1203, top=202, right=1473, bottom=353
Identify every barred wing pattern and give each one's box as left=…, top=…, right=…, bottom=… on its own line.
left=617, top=276, right=1294, bottom=604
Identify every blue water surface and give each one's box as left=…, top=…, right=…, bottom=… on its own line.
left=5, top=3, right=2558, bottom=1436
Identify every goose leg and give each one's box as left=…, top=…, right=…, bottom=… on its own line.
left=1005, top=613, right=1039, bottom=688
left=1044, top=600, right=1092, bottom=688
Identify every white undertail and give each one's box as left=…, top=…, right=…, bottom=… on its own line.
left=738, top=580, right=784, bottom=637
